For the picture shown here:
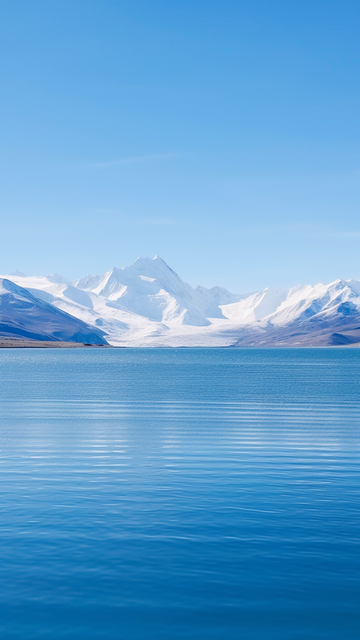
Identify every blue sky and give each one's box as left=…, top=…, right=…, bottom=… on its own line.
left=1, top=0, right=360, bottom=292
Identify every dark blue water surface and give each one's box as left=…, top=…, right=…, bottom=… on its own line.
left=0, top=348, right=359, bottom=639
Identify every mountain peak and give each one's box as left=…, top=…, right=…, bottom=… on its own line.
left=0, top=278, right=32, bottom=297
left=131, top=255, right=168, bottom=267
left=153, top=255, right=167, bottom=264
left=3, top=261, right=360, bottom=346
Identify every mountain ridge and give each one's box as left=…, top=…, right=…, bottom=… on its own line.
left=0, top=278, right=108, bottom=344
left=2, top=257, right=360, bottom=347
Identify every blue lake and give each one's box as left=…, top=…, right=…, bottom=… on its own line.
left=0, top=348, right=359, bottom=639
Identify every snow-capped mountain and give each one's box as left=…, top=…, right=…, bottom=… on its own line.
left=74, top=256, right=211, bottom=326
left=2, top=257, right=360, bottom=346
left=0, top=278, right=108, bottom=344
left=221, top=287, right=289, bottom=323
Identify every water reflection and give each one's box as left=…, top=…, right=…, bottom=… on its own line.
left=0, top=348, right=359, bottom=639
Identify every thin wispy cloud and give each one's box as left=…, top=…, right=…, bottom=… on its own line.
left=331, top=231, right=360, bottom=239
left=71, top=153, right=178, bottom=170
left=140, top=218, right=185, bottom=227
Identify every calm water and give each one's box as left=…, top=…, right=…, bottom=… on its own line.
left=0, top=348, right=359, bottom=639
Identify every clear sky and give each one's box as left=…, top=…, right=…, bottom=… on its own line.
left=1, top=0, right=360, bottom=292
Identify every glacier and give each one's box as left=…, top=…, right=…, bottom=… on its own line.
left=2, top=257, right=360, bottom=347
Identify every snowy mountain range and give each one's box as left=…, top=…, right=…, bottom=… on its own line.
left=2, top=256, right=360, bottom=346
left=0, top=278, right=108, bottom=344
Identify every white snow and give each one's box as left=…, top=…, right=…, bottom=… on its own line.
left=264, top=279, right=360, bottom=327
left=0, top=278, right=108, bottom=344
left=221, top=287, right=289, bottom=323
left=3, top=256, right=360, bottom=346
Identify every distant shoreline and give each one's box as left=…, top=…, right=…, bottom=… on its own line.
left=0, top=340, right=359, bottom=349
left=0, top=340, right=109, bottom=348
